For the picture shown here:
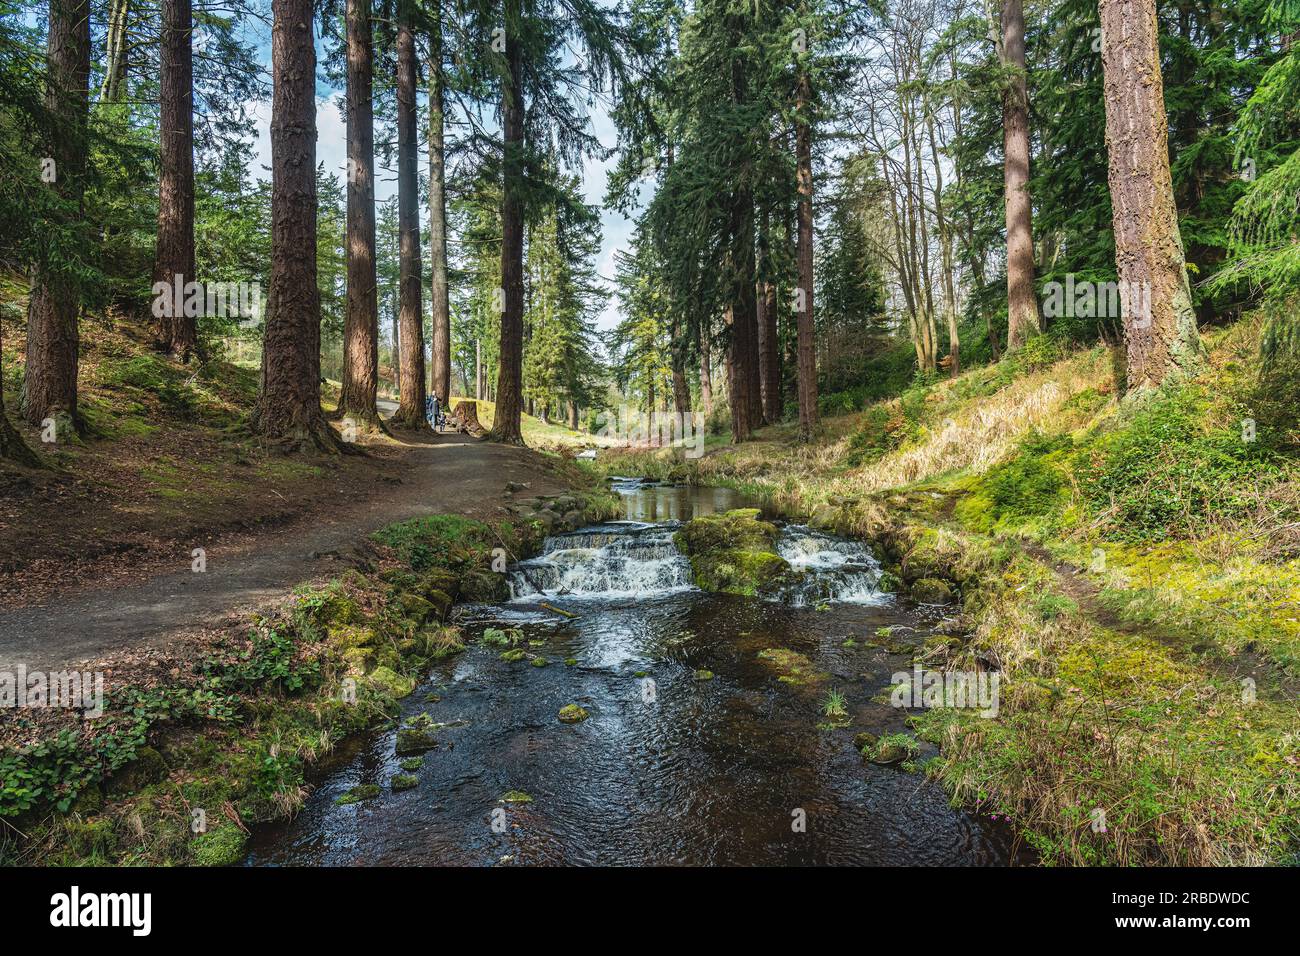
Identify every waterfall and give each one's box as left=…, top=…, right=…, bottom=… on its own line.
left=776, top=526, right=886, bottom=607
left=508, top=524, right=695, bottom=600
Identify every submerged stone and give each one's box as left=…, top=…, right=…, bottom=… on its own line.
left=558, top=704, right=589, bottom=723
left=336, top=783, right=382, bottom=805
left=390, top=774, right=419, bottom=792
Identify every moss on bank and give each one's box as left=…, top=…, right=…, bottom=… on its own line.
left=589, top=319, right=1299, bottom=865
left=0, top=488, right=619, bottom=866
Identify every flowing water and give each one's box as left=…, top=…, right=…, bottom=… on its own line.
left=247, top=482, right=1023, bottom=866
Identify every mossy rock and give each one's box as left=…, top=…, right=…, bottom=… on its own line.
left=460, top=569, right=509, bottom=602
left=395, top=728, right=438, bottom=755
left=674, top=509, right=793, bottom=596
left=65, top=816, right=117, bottom=860
left=530, top=656, right=548, bottom=668
left=327, top=624, right=378, bottom=650
left=674, top=508, right=779, bottom=554
left=191, top=823, right=248, bottom=866
left=809, top=503, right=839, bottom=530
left=397, top=592, right=436, bottom=625
left=558, top=704, right=589, bottom=723
left=693, top=669, right=715, bottom=681
left=500, top=648, right=527, bottom=662
left=366, top=665, right=416, bottom=699
left=500, top=790, right=533, bottom=803
left=871, top=734, right=920, bottom=766
left=390, top=774, right=419, bottom=792
left=756, top=648, right=826, bottom=686
left=910, top=577, right=955, bottom=605
left=342, top=646, right=375, bottom=675
left=399, top=756, right=424, bottom=772
left=419, top=567, right=462, bottom=601
left=105, top=746, right=169, bottom=798
left=688, top=549, right=794, bottom=596
left=853, top=732, right=879, bottom=756
left=336, top=783, right=383, bottom=805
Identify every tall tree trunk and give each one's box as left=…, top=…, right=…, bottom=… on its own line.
left=999, top=0, right=1040, bottom=350
left=494, top=5, right=526, bottom=444
left=101, top=0, right=130, bottom=102
left=428, top=2, right=451, bottom=408
left=153, top=0, right=197, bottom=361
left=757, top=213, right=780, bottom=423
left=1, top=321, right=40, bottom=467
left=22, top=0, right=89, bottom=431
left=567, top=399, right=579, bottom=430
left=253, top=0, right=338, bottom=450
left=794, top=69, right=818, bottom=440
left=1099, top=0, right=1204, bottom=390
left=339, top=0, right=381, bottom=428
left=699, top=324, right=713, bottom=415
left=392, top=7, right=428, bottom=429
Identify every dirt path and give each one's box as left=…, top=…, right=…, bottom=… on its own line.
left=0, top=430, right=568, bottom=670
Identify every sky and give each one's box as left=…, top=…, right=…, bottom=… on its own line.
left=243, top=28, right=641, bottom=336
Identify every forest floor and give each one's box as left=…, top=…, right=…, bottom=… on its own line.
left=0, top=317, right=577, bottom=670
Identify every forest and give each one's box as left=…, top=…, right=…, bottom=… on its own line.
left=0, top=0, right=1297, bottom=879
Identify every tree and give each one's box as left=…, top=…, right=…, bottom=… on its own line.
left=338, top=0, right=383, bottom=428
left=392, top=0, right=428, bottom=428
left=22, top=0, right=89, bottom=432
left=996, top=0, right=1039, bottom=350
left=493, top=0, right=527, bottom=443
left=1, top=320, right=40, bottom=467
left=153, top=0, right=198, bottom=361
left=1098, top=0, right=1203, bottom=390
left=252, top=0, right=340, bottom=449
left=793, top=15, right=817, bottom=439
left=428, top=0, right=452, bottom=407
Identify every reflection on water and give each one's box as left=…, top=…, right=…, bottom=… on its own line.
left=246, top=483, right=1025, bottom=866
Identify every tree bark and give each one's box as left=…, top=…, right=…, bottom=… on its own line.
left=392, top=8, right=428, bottom=429
left=794, top=68, right=818, bottom=440
left=153, top=0, right=197, bottom=361
left=756, top=213, right=780, bottom=424
left=493, top=6, right=526, bottom=445
left=101, top=0, right=130, bottom=102
left=699, top=324, right=713, bottom=415
left=22, top=0, right=89, bottom=430
left=428, top=1, right=451, bottom=408
left=252, top=0, right=338, bottom=450
left=999, top=0, right=1041, bottom=350
left=1, top=320, right=41, bottom=467
left=339, top=0, right=382, bottom=428
left=1099, top=0, right=1204, bottom=390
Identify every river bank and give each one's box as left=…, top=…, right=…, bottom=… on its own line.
left=583, top=330, right=1298, bottom=865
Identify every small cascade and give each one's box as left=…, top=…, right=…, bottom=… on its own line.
left=776, top=525, right=886, bottom=607
left=508, top=524, right=694, bottom=600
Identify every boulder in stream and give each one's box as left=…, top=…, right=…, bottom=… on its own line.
left=673, top=508, right=794, bottom=597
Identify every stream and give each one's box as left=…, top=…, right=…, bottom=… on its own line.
left=246, top=481, right=1023, bottom=866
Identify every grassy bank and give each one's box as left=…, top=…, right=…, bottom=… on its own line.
left=0, top=489, right=619, bottom=866
left=586, top=319, right=1299, bottom=865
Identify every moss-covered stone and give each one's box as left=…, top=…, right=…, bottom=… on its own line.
left=191, top=823, right=248, bottom=866
left=105, top=746, right=169, bottom=798
left=366, top=665, right=416, bottom=699
left=674, top=508, right=794, bottom=596
left=558, top=704, right=589, bottom=723
left=871, top=734, right=919, bottom=766
left=500, top=790, right=533, bottom=803
left=693, top=668, right=715, bottom=681
left=500, top=648, right=527, bottom=662
left=390, top=773, right=419, bottom=792
left=460, top=569, right=509, bottom=602
left=911, top=577, right=955, bottom=604
left=395, top=728, right=438, bottom=755
left=756, top=648, right=826, bottom=686
left=335, top=783, right=382, bottom=805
